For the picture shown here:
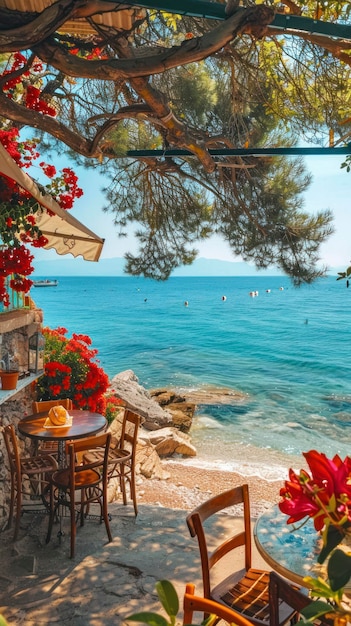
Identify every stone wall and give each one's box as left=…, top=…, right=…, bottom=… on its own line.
left=0, top=305, right=43, bottom=529
left=0, top=387, right=37, bottom=526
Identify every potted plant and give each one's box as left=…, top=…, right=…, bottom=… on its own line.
left=0, top=352, right=19, bottom=390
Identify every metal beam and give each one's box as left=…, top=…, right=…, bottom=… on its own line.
left=123, top=0, right=351, bottom=41
left=125, top=146, right=351, bottom=157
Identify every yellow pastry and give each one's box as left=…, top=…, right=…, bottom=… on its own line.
left=48, top=405, right=68, bottom=426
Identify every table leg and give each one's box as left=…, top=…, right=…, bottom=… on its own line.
left=49, top=440, right=67, bottom=540
left=57, top=440, right=66, bottom=469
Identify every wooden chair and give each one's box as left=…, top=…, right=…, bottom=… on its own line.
left=32, top=399, right=73, bottom=457
left=183, top=583, right=256, bottom=625
left=2, top=424, right=58, bottom=541
left=186, top=485, right=296, bottom=626
left=83, top=409, right=140, bottom=516
left=46, top=432, right=112, bottom=559
left=269, top=572, right=331, bottom=626
left=32, top=399, right=73, bottom=414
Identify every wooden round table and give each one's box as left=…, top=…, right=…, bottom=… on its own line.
left=19, top=409, right=108, bottom=541
left=18, top=409, right=107, bottom=467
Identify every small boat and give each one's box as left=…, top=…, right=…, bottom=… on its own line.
left=33, top=279, right=58, bottom=287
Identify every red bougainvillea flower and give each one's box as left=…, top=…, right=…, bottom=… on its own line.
left=36, top=327, right=109, bottom=413
left=31, top=235, right=49, bottom=248
left=0, top=119, right=82, bottom=305
left=26, top=215, right=36, bottom=226
left=39, top=162, right=56, bottom=178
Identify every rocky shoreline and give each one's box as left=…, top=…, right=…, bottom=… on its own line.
left=94, top=369, right=285, bottom=517
left=109, top=369, right=250, bottom=472
left=105, top=369, right=282, bottom=512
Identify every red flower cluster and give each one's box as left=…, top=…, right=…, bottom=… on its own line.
left=3, top=53, right=56, bottom=118
left=36, top=327, right=109, bottom=413
left=279, top=450, right=351, bottom=533
left=0, top=245, right=34, bottom=277
left=39, top=162, right=56, bottom=178
left=69, top=45, right=109, bottom=60
left=0, top=54, right=83, bottom=306
left=57, top=168, right=83, bottom=209
left=1, top=52, right=30, bottom=92
left=0, top=245, right=34, bottom=304
left=25, top=85, right=56, bottom=117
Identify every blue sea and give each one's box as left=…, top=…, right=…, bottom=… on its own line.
left=31, top=274, right=351, bottom=481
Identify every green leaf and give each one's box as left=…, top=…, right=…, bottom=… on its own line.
left=301, top=600, right=334, bottom=620
left=0, top=616, right=8, bottom=626
left=304, top=576, right=334, bottom=598
left=155, top=581, right=179, bottom=619
left=318, top=525, right=344, bottom=563
left=125, top=612, right=169, bottom=626
left=328, top=549, right=351, bottom=591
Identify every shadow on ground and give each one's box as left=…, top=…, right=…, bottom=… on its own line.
left=0, top=502, right=264, bottom=625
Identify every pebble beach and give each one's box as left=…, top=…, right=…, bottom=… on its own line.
left=137, top=460, right=282, bottom=516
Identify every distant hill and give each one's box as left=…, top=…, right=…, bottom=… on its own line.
left=32, top=256, right=341, bottom=277
left=33, top=256, right=286, bottom=277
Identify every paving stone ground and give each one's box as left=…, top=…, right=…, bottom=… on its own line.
left=0, top=501, right=268, bottom=626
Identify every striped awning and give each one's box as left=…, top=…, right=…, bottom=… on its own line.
left=0, top=143, right=104, bottom=262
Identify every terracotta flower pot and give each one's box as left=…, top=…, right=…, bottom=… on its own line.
left=0, top=370, right=19, bottom=390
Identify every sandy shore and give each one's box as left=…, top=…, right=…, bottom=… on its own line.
left=136, top=460, right=283, bottom=517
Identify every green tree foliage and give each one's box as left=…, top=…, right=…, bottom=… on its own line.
left=0, top=3, right=347, bottom=282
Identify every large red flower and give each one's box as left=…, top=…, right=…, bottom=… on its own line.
left=279, top=451, right=351, bottom=533
left=279, top=468, right=322, bottom=526
left=304, top=450, right=351, bottom=500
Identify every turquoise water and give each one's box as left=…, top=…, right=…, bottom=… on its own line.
left=31, top=275, right=351, bottom=479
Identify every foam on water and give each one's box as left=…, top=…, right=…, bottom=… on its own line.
left=164, top=447, right=300, bottom=482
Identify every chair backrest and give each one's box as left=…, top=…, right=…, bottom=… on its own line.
left=186, top=485, right=252, bottom=599
left=183, top=583, right=255, bottom=626
left=32, top=398, right=73, bottom=414
left=67, top=432, right=112, bottom=489
left=269, top=572, right=331, bottom=626
left=119, top=409, right=140, bottom=455
left=2, top=424, right=21, bottom=478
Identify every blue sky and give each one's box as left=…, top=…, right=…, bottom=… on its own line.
left=32, top=153, right=350, bottom=270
